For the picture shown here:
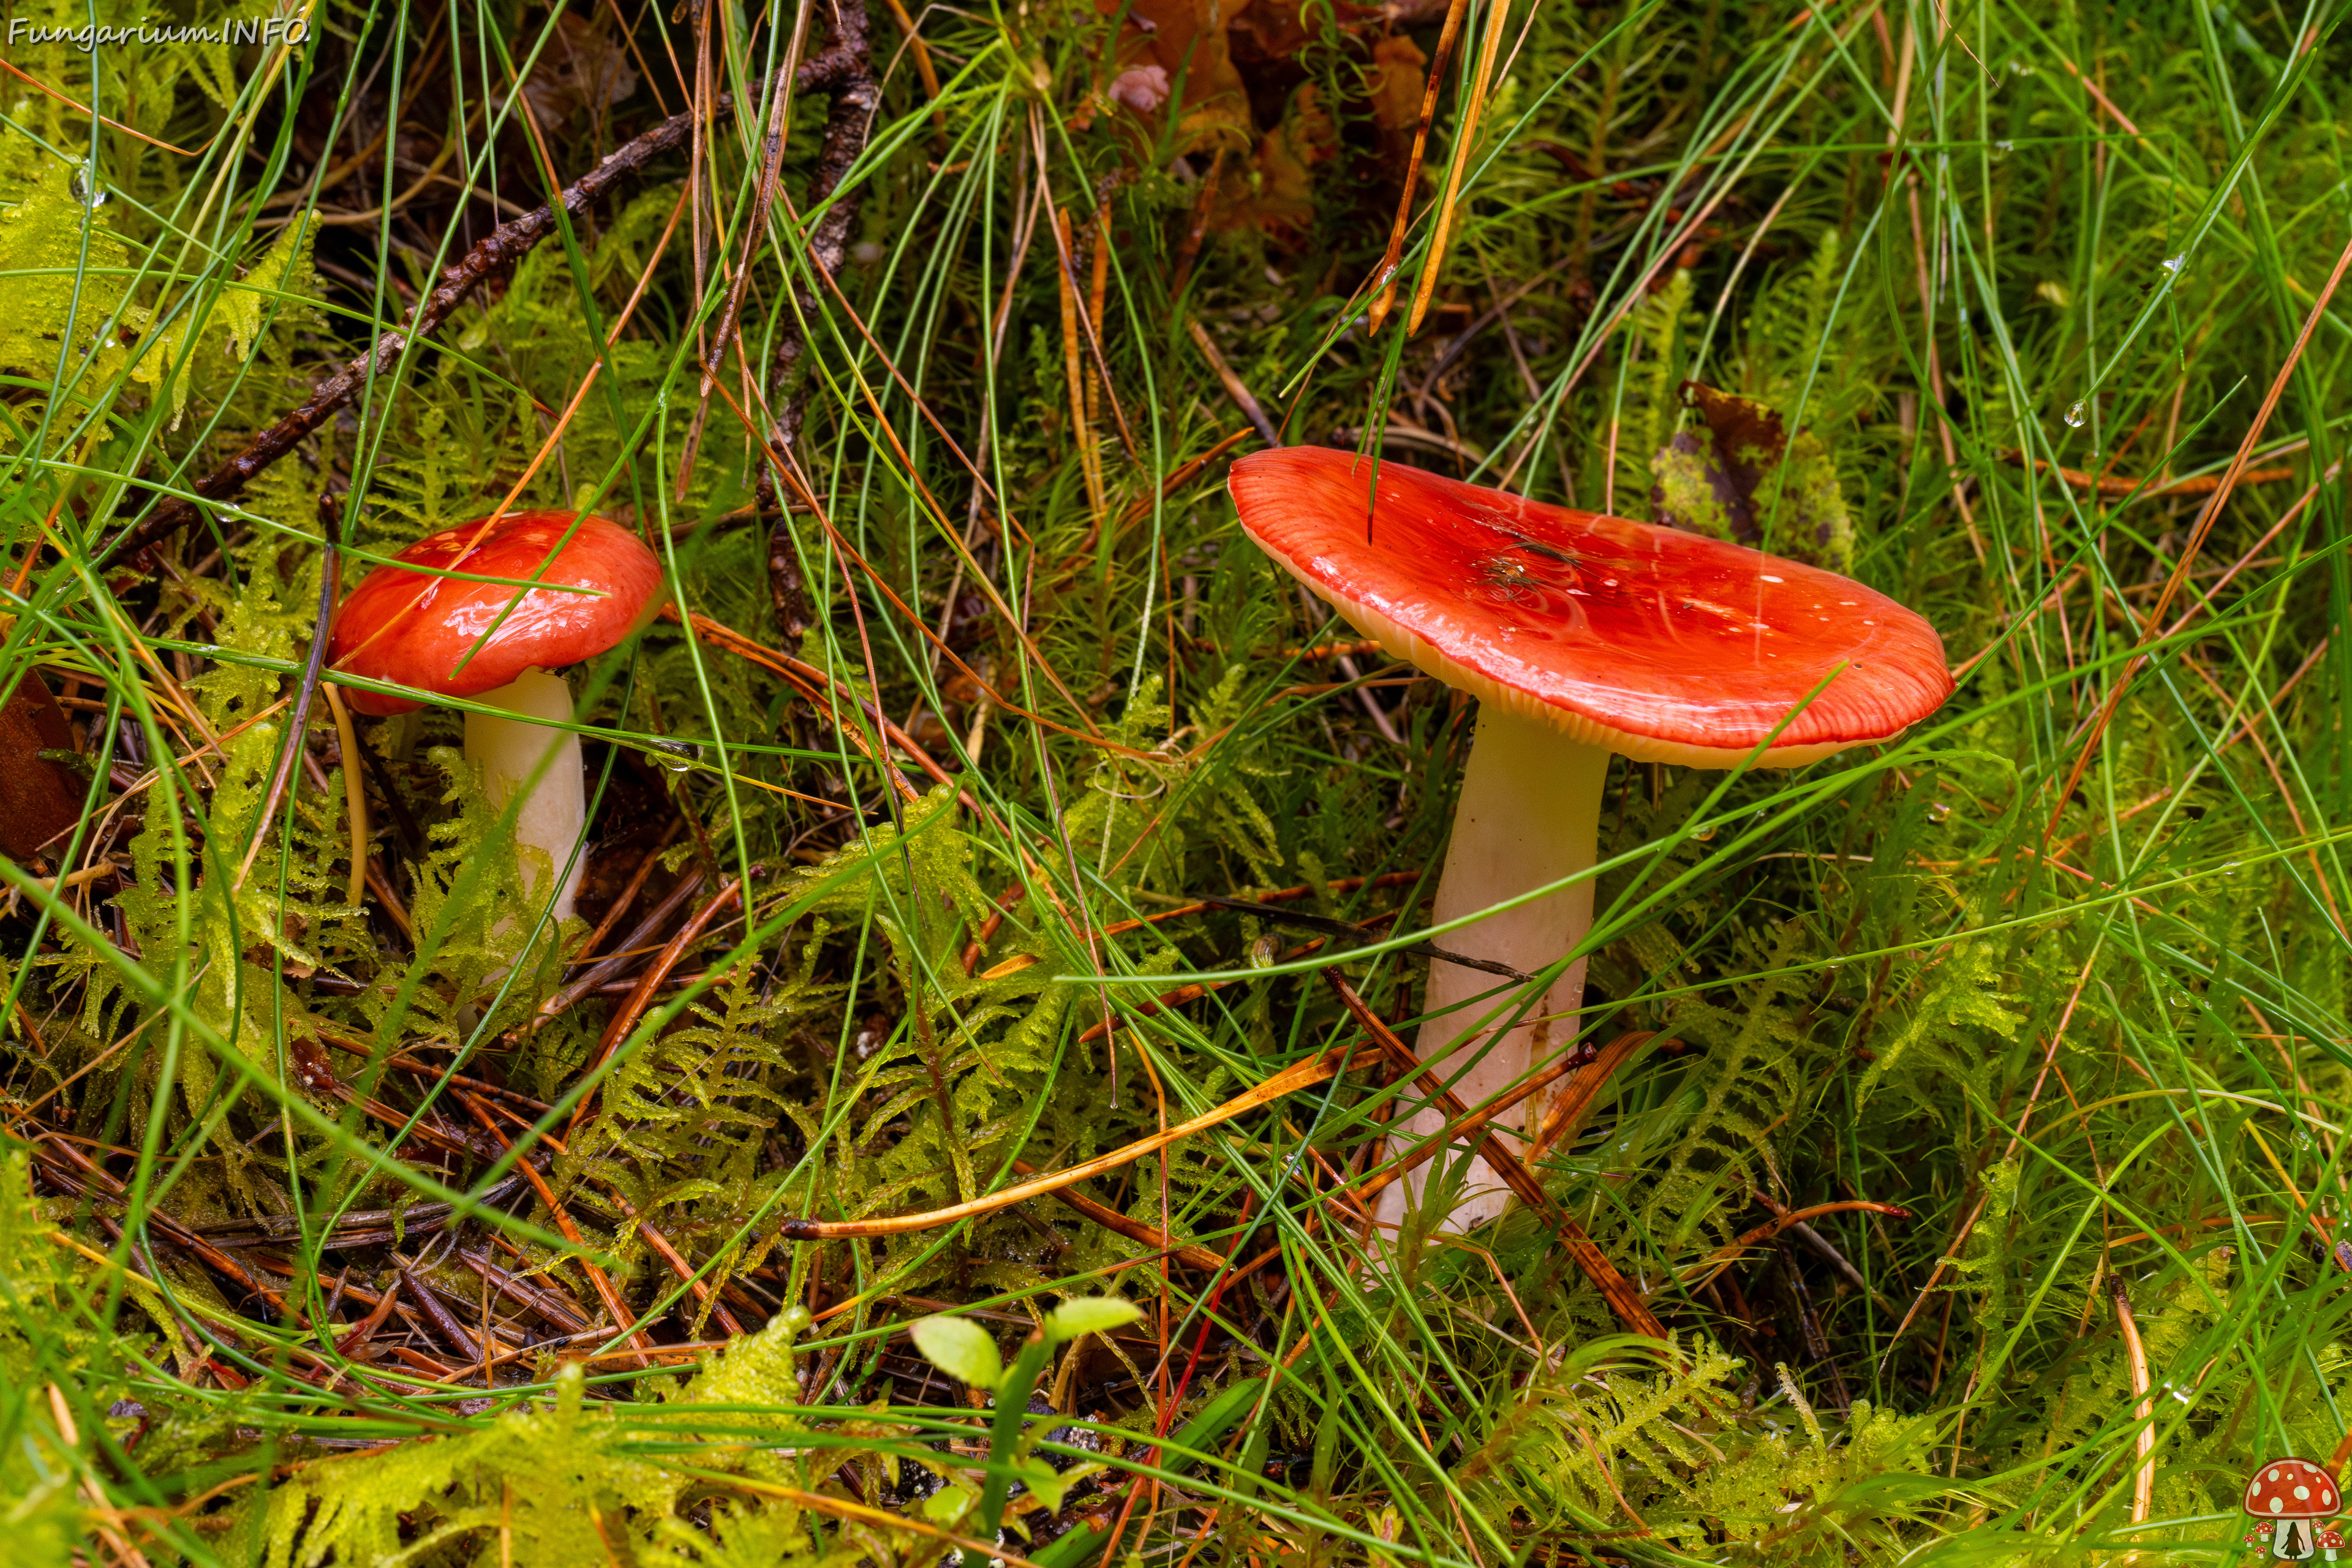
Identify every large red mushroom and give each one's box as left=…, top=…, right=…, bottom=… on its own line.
left=328, top=510, right=663, bottom=922
left=1229, top=447, right=1952, bottom=1235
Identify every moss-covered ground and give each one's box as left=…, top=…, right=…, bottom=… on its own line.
left=3, top=1, right=2350, bottom=1562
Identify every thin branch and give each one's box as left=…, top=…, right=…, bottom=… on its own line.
left=775, top=1043, right=1367, bottom=1240
left=96, top=45, right=867, bottom=570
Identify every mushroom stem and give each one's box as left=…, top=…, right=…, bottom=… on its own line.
left=462, top=668, right=586, bottom=922
left=1379, top=705, right=1610, bottom=1236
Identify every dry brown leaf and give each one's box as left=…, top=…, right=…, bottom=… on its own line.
left=1213, top=83, right=1336, bottom=238
left=1368, top=33, right=1428, bottom=133
left=521, top=13, right=639, bottom=130
left=1, top=672, right=83, bottom=862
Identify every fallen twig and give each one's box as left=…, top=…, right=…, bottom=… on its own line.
left=760, top=0, right=879, bottom=480
left=1673, top=1199, right=1911, bottom=1295
left=1186, top=320, right=1280, bottom=448
left=1005, top=1156, right=1226, bottom=1272
left=1525, top=1027, right=1665, bottom=1164
left=1999, top=447, right=2296, bottom=498
left=1321, top=977, right=1667, bottom=1340
left=453, top=1093, right=655, bottom=1361
left=574, top=873, right=746, bottom=1129
left=97, top=45, right=867, bottom=570
left=775, top=1042, right=1367, bottom=1240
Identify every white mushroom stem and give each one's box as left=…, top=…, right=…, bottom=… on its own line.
left=1377, top=704, right=1611, bottom=1237
left=462, top=668, right=587, bottom=922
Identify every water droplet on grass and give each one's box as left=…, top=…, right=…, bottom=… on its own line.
left=2064, top=401, right=2087, bottom=428
left=647, top=738, right=700, bottom=773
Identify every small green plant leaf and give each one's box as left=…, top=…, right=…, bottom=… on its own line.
left=1161, top=1376, right=1268, bottom=1477
left=1044, top=1296, right=1142, bottom=1343
left=921, top=1481, right=976, bottom=1525
left=1019, top=1456, right=1098, bottom=1514
left=911, top=1314, right=1004, bottom=1390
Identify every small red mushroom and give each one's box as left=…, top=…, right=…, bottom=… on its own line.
left=1229, top=448, right=1953, bottom=1235
left=2318, top=1524, right=2345, bottom=1562
left=2244, top=1458, right=2340, bottom=1560
left=328, top=510, right=663, bottom=921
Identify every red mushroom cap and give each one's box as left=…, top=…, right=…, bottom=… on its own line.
left=329, top=511, right=663, bottom=717
left=2245, top=1458, right=2340, bottom=1518
left=1228, top=448, right=1953, bottom=767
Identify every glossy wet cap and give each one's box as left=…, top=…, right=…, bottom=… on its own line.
left=2245, top=1460, right=2339, bottom=1519
left=1229, top=447, right=1951, bottom=767
left=329, top=511, right=664, bottom=717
